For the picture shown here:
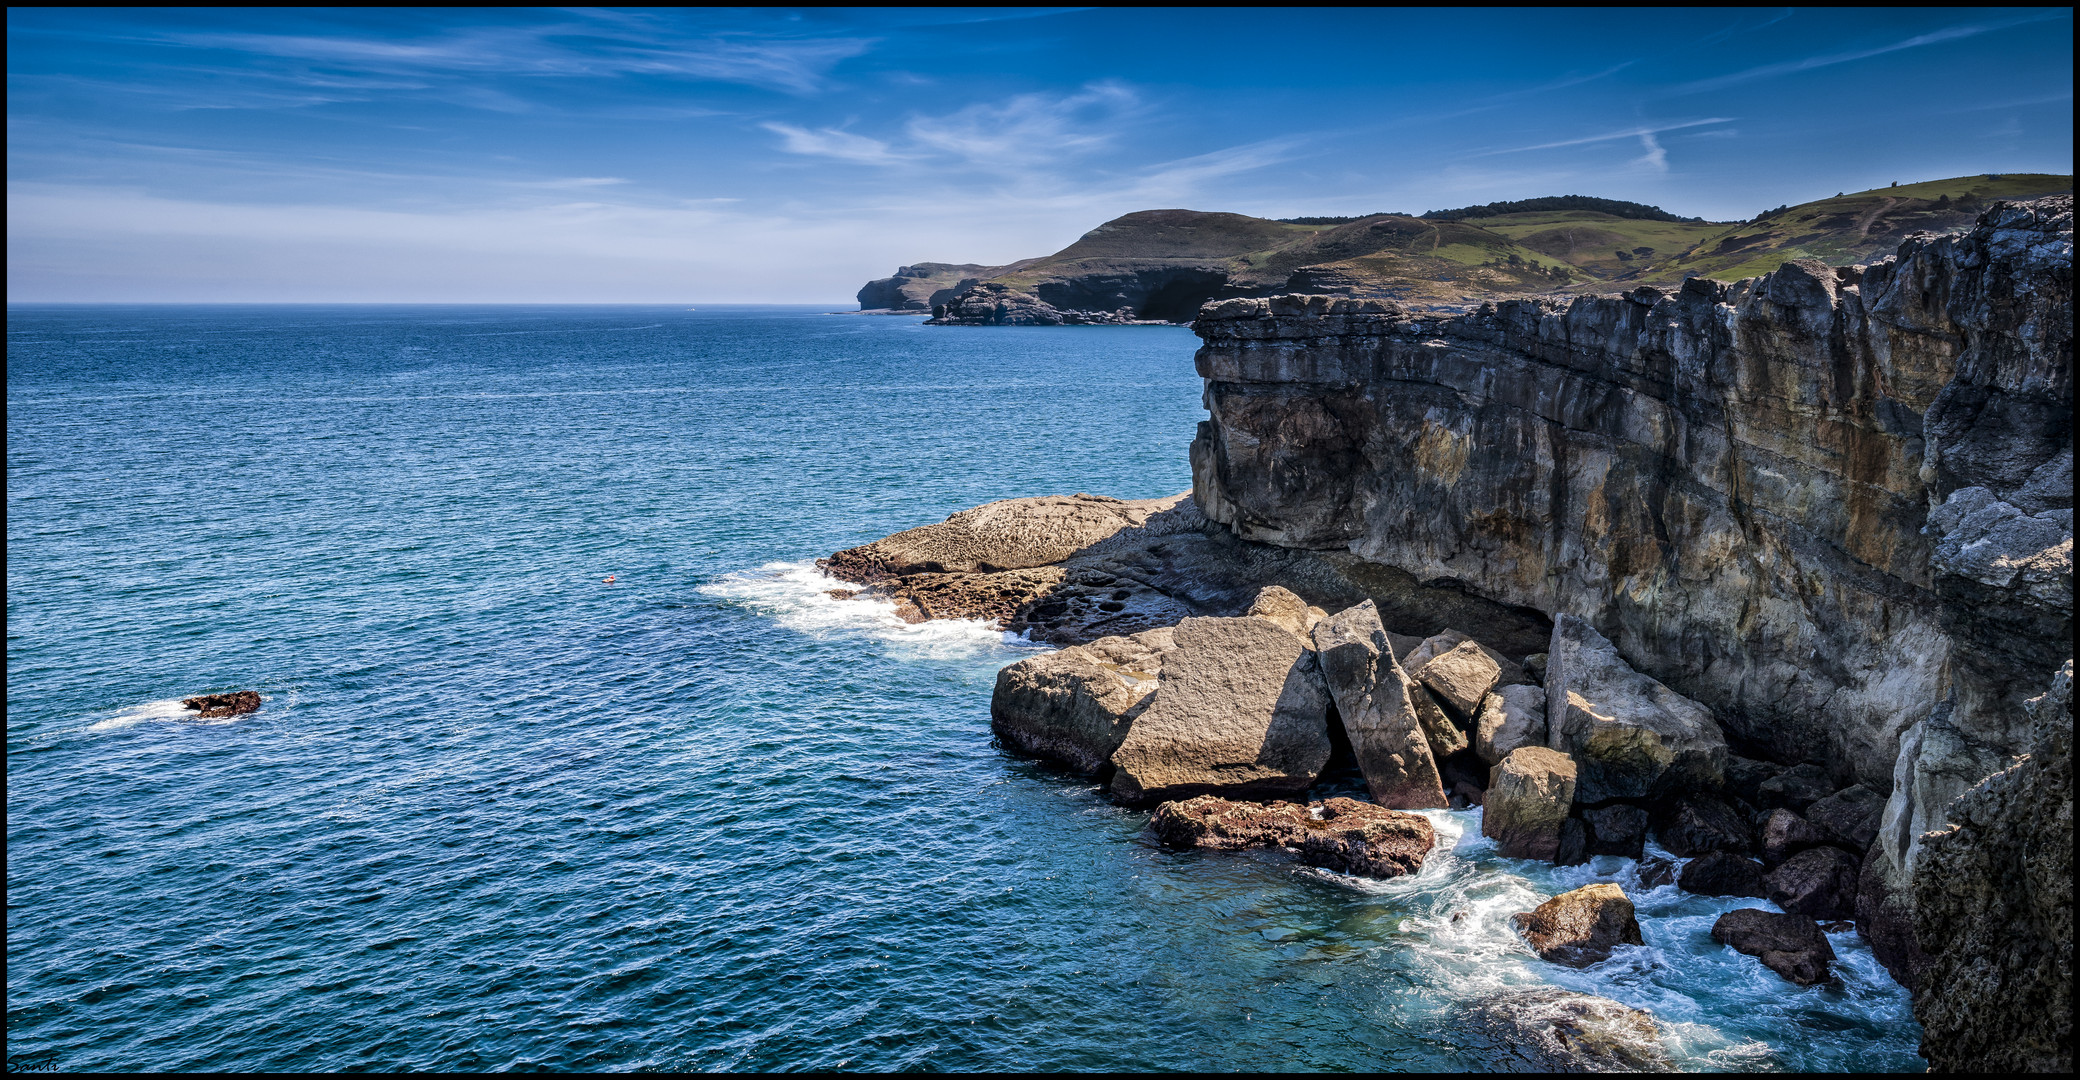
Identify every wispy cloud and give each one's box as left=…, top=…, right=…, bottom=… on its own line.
left=1633, top=131, right=1668, bottom=173
left=1669, top=12, right=2068, bottom=96
left=905, top=82, right=1138, bottom=169
left=1471, top=117, right=1736, bottom=157
left=761, top=123, right=906, bottom=165
left=1694, top=8, right=1794, bottom=48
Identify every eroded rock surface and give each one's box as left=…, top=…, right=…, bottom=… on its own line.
left=1911, top=660, right=2072, bottom=1073
left=1510, top=883, right=1644, bottom=967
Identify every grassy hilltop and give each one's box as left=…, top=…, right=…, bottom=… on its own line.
left=862, top=173, right=2072, bottom=320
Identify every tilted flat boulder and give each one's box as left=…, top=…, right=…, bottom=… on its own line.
left=1310, top=601, right=1447, bottom=808
left=1107, top=615, right=1332, bottom=804
left=1711, top=908, right=1837, bottom=986
left=1544, top=615, right=1727, bottom=803
left=1149, top=794, right=1433, bottom=879
left=990, top=627, right=1176, bottom=773
left=824, top=493, right=1172, bottom=581
left=1510, top=883, right=1644, bottom=967
left=1414, top=639, right=1501, bottom=719
left=1459, top=988, right=1671, bottom=1072
left=1765, top=845, right=1862, bottom=920
left=1473, top=684, right=1547, bottom=766
left=1482, top=746, right=1577, bottom=861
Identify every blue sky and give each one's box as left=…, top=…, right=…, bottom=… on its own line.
left=7, top=7, right=2072, bottom=302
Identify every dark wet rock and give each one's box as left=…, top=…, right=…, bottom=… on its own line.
left=1543, top=615, right=1727, bottom=803
left=1555, top=817, right=1588, bottom=866
left=1148, top=794, right=1434, bottom=879
left=182, top=691, right=260, bottom=718
left=1711, top=908, right=1837, bottom=986
left=1310, top=601, right=1447, bottom=808
left=1757, top=808, right=1833, bottom=866
left=1803, top=784, right=1885, bottom=852
left=1724, top=755, right=1786, bottom=807
left=1583, top=804, right=1649, bottom=859
left=1482, top=746, right=1577, bottom=861
left=1855, top=842, right=1929, bottom=993
left=1636, top=856, right=1678, bottom=890
left=1450, top=780, right=1485, bottom=807
left=1652, top=793, right=1754, bottom=857
left=1460, top=987, right=1671, bottom=1072
left=1912, top=659, right=2072, bottom=1073
left=1678, top=851, right=1768, bottom=898
left=1764, top=845, right=1862, bottom=920
left=1510, top=883, right=1644, bottom=967
left=1756, top=762, right=1836, bottom=813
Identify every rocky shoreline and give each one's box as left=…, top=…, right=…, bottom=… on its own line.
left=821, top=197, right=2072, bottom=1070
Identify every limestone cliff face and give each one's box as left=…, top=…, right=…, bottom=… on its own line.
left=1188, top=199, right=2072, bottom=1002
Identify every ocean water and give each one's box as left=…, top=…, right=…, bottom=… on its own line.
left=6, top=305, right=1922, bottom=1072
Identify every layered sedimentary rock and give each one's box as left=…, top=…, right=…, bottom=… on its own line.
left=1187, top=200, right=2072, bottom=1049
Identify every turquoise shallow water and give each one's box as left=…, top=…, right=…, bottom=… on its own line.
left=7, top=305, right=1920, bottom=1071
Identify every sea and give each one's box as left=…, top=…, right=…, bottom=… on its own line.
left=6, top=304, right=1922, bottom=1071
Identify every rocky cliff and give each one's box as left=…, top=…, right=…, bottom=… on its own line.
left=1189, top=198, right=2071, bottom=1064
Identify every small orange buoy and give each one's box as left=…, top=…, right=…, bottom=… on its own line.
left=604, top=575, right=616, bottom=584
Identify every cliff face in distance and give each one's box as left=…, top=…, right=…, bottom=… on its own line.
left=1188, top=198, right=2071, bottom=1064
left=860, top=174, right=2070, bottom=325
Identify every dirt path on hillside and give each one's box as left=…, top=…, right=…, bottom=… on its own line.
left=1857, top=197, right=1900, bottom=238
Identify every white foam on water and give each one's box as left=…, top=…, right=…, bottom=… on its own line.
left=701, top=560, right=1048, bottom=663
left=88, top=696, right=257, bottom=730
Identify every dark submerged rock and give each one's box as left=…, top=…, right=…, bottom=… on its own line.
left=1582, top=803, right=1648, bottom=858
left=1652, top=793, right=1753, bottom=857
left=1679, top=851, right=1769, bottom=898
left=182, top=691, right=260, bottom=718
left=1764, top=845, right=1862, bottom=920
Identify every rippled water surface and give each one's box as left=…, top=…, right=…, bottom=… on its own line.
left=7, top=305, right=1921, bottom=1071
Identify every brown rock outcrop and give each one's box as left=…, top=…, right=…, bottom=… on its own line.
left=1148, top=794, right=1434, bottom=879
left=1510, top=882, right=1644, bottom=967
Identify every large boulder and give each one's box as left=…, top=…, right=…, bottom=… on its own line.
left=990, top=627, right=1175, bottom=773
left=1757, top=808, right=1832, bottom=866
left=1245, top=585, right=1327, bottom=641
left=1510, top=883, right=1644, bottom=967
left=1413, top=639, right=1501, bottom=719
left=1148, top=794, right=1433, bottom=879
left=1678, top=851, right=1768, bottom=898
left=1724, top=755, right=1786, bottom=806
left=1107, top=615, right=1332, bottom=803
left=1459, top=988, right=1671, bottom=1072
left=1764, top=845, right=1861, bottom=920
left=1310, top=602, right=1447, bottom=808
left=1482, top=746, right=1577, bottom=861
left=1473, top=684, right=1547, bottom=765
left=1803, top=784, right=1884, bottom=852
left=1652, top=793, right=1754, bottom=857
left=1711, top=908, right=1837, bottom=986
left=1544, top=615, right=1727, bottom=803
left=1582, top=803, right=1648, bottom=858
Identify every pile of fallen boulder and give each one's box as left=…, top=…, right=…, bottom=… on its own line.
left=990, top=588, right=1891, bottom=987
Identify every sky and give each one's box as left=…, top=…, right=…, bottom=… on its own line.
left=7, top=7, right=2073, bottom=303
